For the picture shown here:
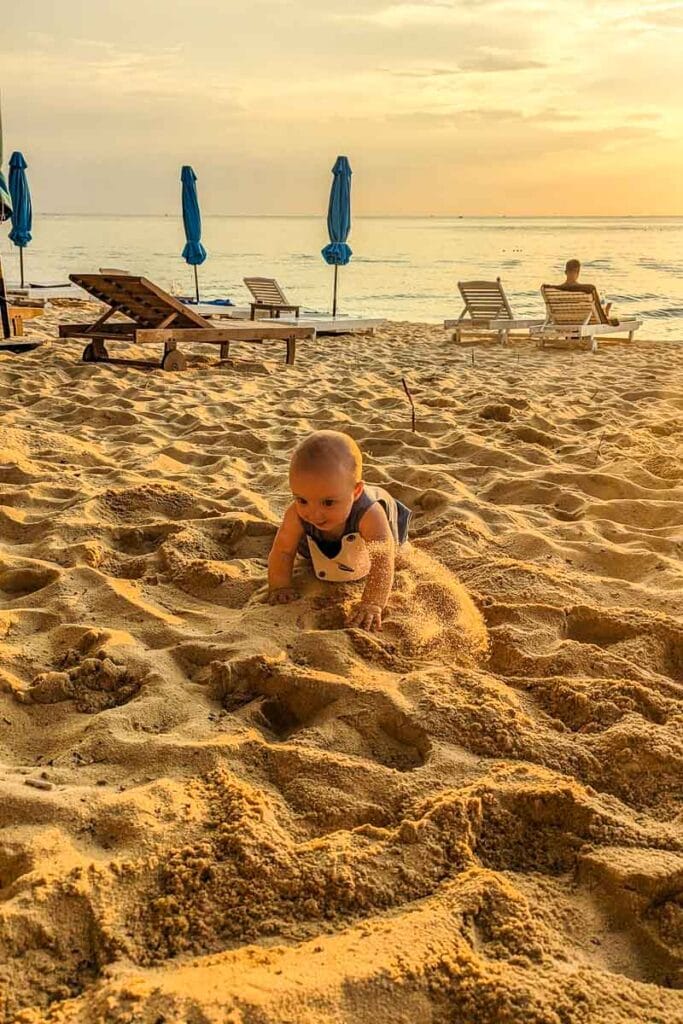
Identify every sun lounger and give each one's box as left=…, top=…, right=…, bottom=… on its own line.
left=244, top=277, right=300, bottom=320
left=534, top=287, right=641, bottom=350
left=0, top=256, right=46, bottom=353
left=555, top=282, right=617, bottom=325
left=189, top=301, right=385, bottom=335
left=58, top=273, right=314, bottom=370
left=444, top=278, right=542, bottom=345
left=7, top=303, right=45, bottom=336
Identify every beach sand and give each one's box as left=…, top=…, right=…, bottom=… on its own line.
left=1, top=304, right=682, bottom=1023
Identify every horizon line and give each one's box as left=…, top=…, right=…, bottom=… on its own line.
left=28, top=212, right=683, bottom=220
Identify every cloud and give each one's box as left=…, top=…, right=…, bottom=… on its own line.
left=337, top=2, right=476, bottom=28
left=640, top=6, right=683, bottom=27
left=458, top=52, right=546, bottom=71
left=385, top=105, right=660, bottom=147
left=381, top=66, right=460, bottom=78
left=386, top=106, right=540, bottom=125
left=0, top=0, right=680, bottom=214
left=381, top=50, right=546, bottom=76
left=627, top=111, right=661, bottom=122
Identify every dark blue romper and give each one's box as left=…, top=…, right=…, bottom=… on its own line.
left=297, top=485, right=411, bottom=560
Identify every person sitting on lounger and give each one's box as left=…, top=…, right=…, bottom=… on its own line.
left=558, top=259, right=618, bottom=324
left=267, top=430, right=411, bottom=632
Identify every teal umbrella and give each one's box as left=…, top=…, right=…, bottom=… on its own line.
left=321, top=156, right=352, bottom=316
left=8, top=152, right=32, bottom=287
left=180, top=165, right=207, bottom=303
left=0, top=100, right=12, bottom=222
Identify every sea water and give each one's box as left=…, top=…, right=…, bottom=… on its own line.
left=2, top=215, right=682, bottom=340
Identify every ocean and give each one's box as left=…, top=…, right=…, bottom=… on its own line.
left=2, top=215, right=682, bottom=340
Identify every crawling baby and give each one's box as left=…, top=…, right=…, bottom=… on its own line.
left=267, top=430, right=411, bottom=631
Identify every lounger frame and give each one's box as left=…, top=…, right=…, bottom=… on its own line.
left=0, top=255, right=46, bottom=352
left=244, top=277, right=300, bottom=320
left=534, top=287, right=641, bottom=350
left=59, top=273, right=313, bottom=370
left=444, top=278, right=542, bottom=345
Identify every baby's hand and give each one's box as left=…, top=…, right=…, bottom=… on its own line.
left=268, top=587, right=300, bottom=605
left=346, top=602, right=383, bottom=632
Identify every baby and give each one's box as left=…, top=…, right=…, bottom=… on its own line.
left=268, top=430, right=411, bottom=632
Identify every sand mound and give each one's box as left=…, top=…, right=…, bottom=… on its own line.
left=0, top=310, right=681, bottom=1023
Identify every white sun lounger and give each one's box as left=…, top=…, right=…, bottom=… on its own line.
left=187, top=301, right=384, bottom=335
left=444, top=278, right=542, bottom=345
left=534, top=287, right=641, bottom=350
left=243, top=277, right=300, bottom=319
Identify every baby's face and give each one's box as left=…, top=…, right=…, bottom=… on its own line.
left=290, top=463, right=362, bottom=533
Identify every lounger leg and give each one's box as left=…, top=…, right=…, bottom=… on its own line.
left=161, top=341, right=187, bottom=372
left=220, top=342, right=231, bottom=360
left=286, top=335, right=296, bottom=365
left=628, top=330, right=634, bottom=342
left=11, top=315, right=24, bottom=336
left=82, top=339, right=109, bottom=362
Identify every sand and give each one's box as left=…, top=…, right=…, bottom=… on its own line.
left=0, top=303, right=682, bottom=1024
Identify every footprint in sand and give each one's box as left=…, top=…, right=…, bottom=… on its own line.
left=565, top=605, right=683, bottom=681
left=210, top=654, right=431, bottom=772
left=0, top=565, right=61, bottom=598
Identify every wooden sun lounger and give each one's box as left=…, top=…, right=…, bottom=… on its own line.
left=0, top=256, right=46, bottom=353
left=534, top=287, right=641, bottom=350
left=59, top=273, right=314, bottom=370
left=244, top=277, right=300, bottom=320
left=444, top=278, right=542, bottom=345
left=7, top=303, right=45, bottom=336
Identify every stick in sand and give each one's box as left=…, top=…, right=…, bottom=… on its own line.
left=401, top=377, right=416, bottom=433
left=594, top=429, right=606, bottom=466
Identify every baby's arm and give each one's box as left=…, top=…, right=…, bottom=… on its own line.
left=268, top=503, right=305, bottom=604
left=347, top=503, right=395, bottom=632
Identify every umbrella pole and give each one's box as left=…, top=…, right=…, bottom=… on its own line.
left=19, top=249, right=24, bottom=289
left=332, top=265, right=338, bottom=317
left=194, top=265, right=199, bottom=304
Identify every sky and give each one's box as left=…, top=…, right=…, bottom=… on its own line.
left=1, top=0, right=682, bottom=216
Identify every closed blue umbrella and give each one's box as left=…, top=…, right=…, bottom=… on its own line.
left=321, top=156, right=352, bottom=317
left=180, top=165, right=207, bottom=303
left=8, top=152, right=32, bottom=287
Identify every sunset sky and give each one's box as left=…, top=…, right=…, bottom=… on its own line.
left=2, top=0, right=682, bottom=215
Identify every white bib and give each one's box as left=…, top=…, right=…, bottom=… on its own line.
left=306, top=532, right=371, bottom=582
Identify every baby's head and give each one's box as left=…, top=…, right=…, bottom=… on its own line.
left=290, top=430, right=363, bottom=531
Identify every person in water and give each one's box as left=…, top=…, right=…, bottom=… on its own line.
left=267, top=430, right=411, bottom=632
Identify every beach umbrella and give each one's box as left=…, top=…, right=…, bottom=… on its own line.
left=8, top=152, right=32, bottom=287
left=321, top=155, right=352, bottom=317
left=180, top=164, right=207, bottom=303
left=0, top=99, right=12, bottom=222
